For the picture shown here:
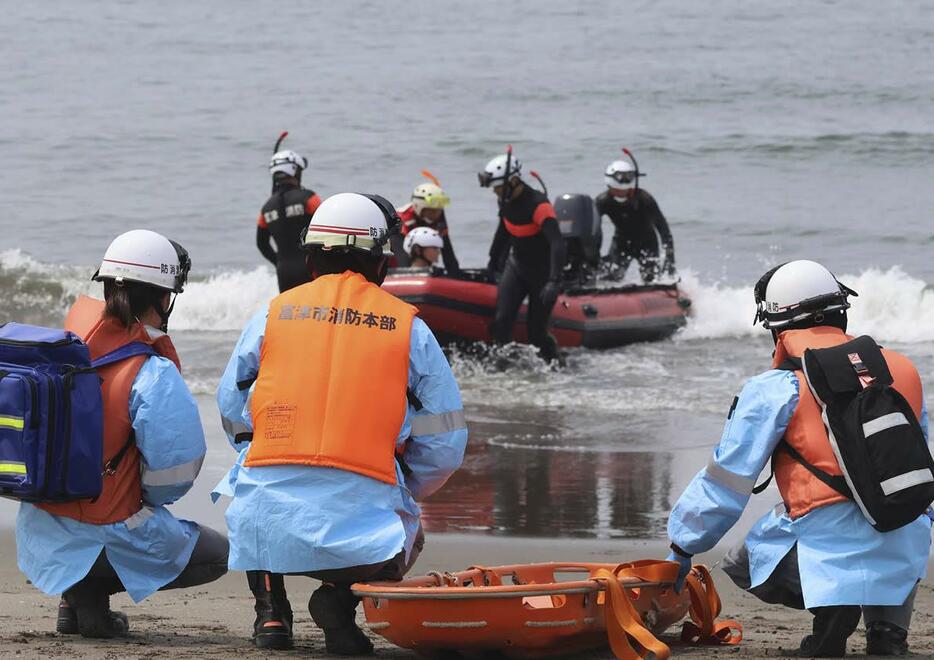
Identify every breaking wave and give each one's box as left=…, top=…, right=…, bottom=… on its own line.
left=2, top=249, right=933, bottom=345
left=677, top=267, right=934, bottom=345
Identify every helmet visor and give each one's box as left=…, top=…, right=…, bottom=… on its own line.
left=421, top=192, right=450, bottom=209
left=609, top=170, right=635, bottom=185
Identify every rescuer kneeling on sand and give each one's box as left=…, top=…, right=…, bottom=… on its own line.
left=216, top=193, right=468, bottom=655
left=665, top=260, right=933, bottom=657
left=16, top=231, right=227, bottom=638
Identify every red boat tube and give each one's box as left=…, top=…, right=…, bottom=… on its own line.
left=383, top=269, right=691, bottom=349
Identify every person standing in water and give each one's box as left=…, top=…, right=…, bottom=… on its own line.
left=482, top=151, right=565, bottom=362
left=256, top=141, right=323, bottom=292
left=666, top=260, right=931, bottom=657
left=16, top=230, right=227, bottom=638
left=217, top=193, right=467, bottom=655
left=596, top=152, right=675, bottom=283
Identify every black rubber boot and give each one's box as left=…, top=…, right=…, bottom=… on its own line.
left=62, top=587, right=129, bottom=638
left=247, top=571, right=294, bottom=650
left=866, top=622, right=909, bottom=656
left=797, top=605, right=860, bottom=657
left=309, top=584, right=374, bottom=656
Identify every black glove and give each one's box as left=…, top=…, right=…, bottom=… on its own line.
left=540, top=280, right=560, bottom=308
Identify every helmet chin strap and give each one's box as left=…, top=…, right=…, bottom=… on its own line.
left=155, top=294, right=177, bottom=333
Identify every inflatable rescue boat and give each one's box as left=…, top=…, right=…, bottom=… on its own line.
left=384, top=271, right=690, bottom=348
left=353, top=560, right=741, bottom=658
left=385, top=193, right=690, bottom=349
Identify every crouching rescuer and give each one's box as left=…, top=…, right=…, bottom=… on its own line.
left=215, top=193, right=468, bottom=655
left=665, top=260, right=934, bottom=657
left=15, top=230, right=228, bottom=638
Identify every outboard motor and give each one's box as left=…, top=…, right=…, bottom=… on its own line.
left=554, top=194, right=602, bottom=283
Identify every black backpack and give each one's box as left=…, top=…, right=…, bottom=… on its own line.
left=756, top=335, right=934, bottom=532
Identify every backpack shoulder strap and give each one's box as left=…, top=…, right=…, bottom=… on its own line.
left=91, top=342, right=158, bottom=369
left=752, top=445, right=779, bottom=494
left=92, top=342, right=157, bottom=477
left=406, top=387, right=423, bottom=411
left=776, top=356, right=802, bottom=371
left=781, top=440, right=853, bottom=499
left=753, top=358, right=801, bottom=494
left=751, top=439, right=854, bottom=500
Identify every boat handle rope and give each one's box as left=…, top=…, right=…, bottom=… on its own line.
left=593, top=561, right=742, bottom=659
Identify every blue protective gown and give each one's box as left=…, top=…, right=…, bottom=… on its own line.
left=668, top=368, right=932, bottom=609
left=17, top=354, right=207, bottom=603
left=215, top=310, right=468, bottom=573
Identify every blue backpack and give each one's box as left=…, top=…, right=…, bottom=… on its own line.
left=0, top=322, right=156, bottom=503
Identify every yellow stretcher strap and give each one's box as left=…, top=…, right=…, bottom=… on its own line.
left=0, top=415, right=25, bottom=431
left=0, top=461, right=27, bottom=475
left=594, top=561, right=743, bottom=660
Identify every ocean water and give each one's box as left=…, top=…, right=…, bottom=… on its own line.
left=1, top=0, right=933, bottom=539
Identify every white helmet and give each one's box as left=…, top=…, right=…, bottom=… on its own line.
left=754, top=260, right=858, bottom=329
left=269, top=150, right=307, bottom=178
left=478, top=153, right=522, bottom=187
left=302, top=192, right=400, bottom=256
left=605, top=160, right=636, bottom=191
left=93, top=229, right=190, bottom=293
left=411, top=182, right=450, bottom=215
left=403, top=226, right=444, bottom=256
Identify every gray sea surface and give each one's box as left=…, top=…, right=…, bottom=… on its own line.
left=1, top=0, right=933, bottom=539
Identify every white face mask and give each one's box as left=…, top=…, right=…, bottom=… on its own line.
left=610, top=189, right=632, bottom=202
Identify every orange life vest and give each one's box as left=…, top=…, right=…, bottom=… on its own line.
left=245, top=271, right=416, bottom=484
left=772, top=326, right=924, bottom=519
left=37, top=296, right=181, bottom=525
left=503, top=201, right=555, bottom=238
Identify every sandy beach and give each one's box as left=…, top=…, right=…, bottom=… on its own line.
left=0, top=532, right=930, bottom=659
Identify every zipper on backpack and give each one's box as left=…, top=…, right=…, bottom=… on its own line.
left=0, top=337, right=79, bottom=349
left=42, top=376, right=57, bottom=499
left=27, top=377, right=39, bottom=429
left=59, top=372, right=75, bottom=495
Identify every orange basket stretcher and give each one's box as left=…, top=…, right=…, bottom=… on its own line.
left=352, top=560, right=742, bottom=659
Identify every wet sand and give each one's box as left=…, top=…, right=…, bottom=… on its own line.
left=0, top=533, right=931, bottom=659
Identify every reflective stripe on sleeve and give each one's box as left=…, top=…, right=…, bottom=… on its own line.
left=704, top=459, right=757, bottom=496
left=124, top=507, right=155, bottom=530
left=411, top=409, right=467, bottom=437
left=221, top=416, right=252, bottom=438
left=141, top=456, right=204, bottom=487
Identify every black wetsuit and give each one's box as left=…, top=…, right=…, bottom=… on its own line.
left=595, top=188, right=674, bottom=283
left=487, top=184, right=566, bottom=360
left=256, top=183, right=322, bottom=292
left=391, top=205, right=461, bottom=274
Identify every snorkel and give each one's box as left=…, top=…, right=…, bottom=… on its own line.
left=529, top=170, right=548, bottom=198
left=271, top=130, right=290, bottom=192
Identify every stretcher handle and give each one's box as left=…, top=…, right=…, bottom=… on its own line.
left=594, top=560, right=743, bottom=659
